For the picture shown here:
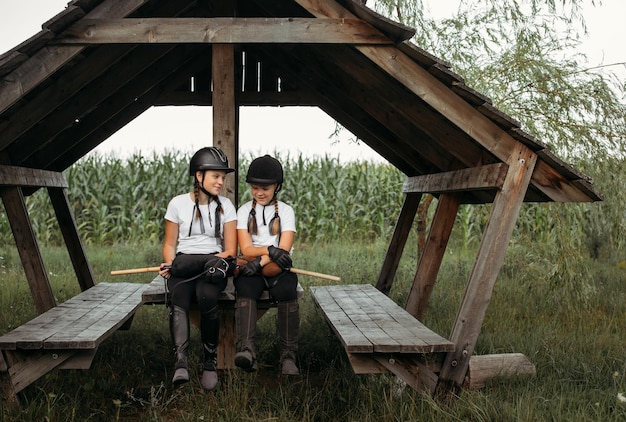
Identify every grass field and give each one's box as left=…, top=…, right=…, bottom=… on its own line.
left=1, top=239, right=625, bottom=421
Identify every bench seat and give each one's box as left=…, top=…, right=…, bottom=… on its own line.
left=0, top=282, right=148, bottom=397
left=142, top=275, right=301, bottom=305
left=310, top=283, right=454, bottom=392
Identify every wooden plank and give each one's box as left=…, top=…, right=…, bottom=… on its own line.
left=47, top=187, right=95, bottom=291
left=212, top=44, right=238, bottom=205
left=0, top=283, right=147, bottom=351
left=0, top=186, right=56, bottom=314
left=406, top=194, right=460, bottom=320
left=376, top=193, right=421, bottom=293
left=4, top=350, right=77, bottom=394
left=141, top=275, right=304, bottom=305
left=309, top=286, right=372, bottom=352
left=57, top=18, right=392, bottom=45
left=310, top=284, right=453, bottom=354
left=0, top=165, right=67, bottom=188
left=0, top=45, right=136, bottom=149
left=402, top=164, right=508, bottom=194
left=9, top=44, right=177, bottom=164
left=437, top=145, right=537, bottom=396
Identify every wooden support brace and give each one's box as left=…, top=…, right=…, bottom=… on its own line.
left=376, top=193, right=421, bottom=293
left=436, top=145, right=538, bottom=398
left=406, top=193, right=460, bottom=320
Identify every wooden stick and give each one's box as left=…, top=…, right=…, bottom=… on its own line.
left=289, top=268, right=341, bottom=282
left=110, top=266, right=341, bottom=281
left=110, top=267, right=161, bottom=275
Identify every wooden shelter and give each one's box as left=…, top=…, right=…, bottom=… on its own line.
left=0, top=0, right=601, bottom=401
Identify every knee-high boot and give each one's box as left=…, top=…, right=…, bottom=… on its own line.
left=278, top=300, right=300, bottom=375
left=234, top=298, right=258, bottom=372
left=200, top=305, right=220, bottom=391
left=169, top=305, right=190, bottom=384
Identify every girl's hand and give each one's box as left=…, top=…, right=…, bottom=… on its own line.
left=159, top=263, right=171, bottom=279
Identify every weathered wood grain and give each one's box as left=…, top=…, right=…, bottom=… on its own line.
left=310, top=284, right=454, bottom=354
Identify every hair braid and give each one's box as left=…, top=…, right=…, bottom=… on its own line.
left=268, top=199, right=281, bottom=237
left=247, top=199, right=258, bottom=235
left=212, top=195, right=223, bottom=238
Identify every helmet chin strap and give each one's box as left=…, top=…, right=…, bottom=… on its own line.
left=199, top=171, right=215, bottom=198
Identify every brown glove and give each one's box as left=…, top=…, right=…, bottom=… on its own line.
left=234, top=255, right=282, bottom=278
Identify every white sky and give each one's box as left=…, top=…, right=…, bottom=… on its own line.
left=1, top=1, right=624, bottom=162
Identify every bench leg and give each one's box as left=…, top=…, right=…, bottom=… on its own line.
left=218, top=308, right=236, bottom=369
left=0, top=351, right=19, bottom=406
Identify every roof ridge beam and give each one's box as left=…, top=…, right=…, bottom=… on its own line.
left=53, top=18, right=392, bottom=45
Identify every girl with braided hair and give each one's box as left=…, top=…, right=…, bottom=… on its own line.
left=158, top=146, right=237, bottom=391
left=234, top=154, right=300, bottom=376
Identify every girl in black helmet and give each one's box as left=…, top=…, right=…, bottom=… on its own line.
left=158, top=146, right=237, bottom=391
left=234, top=154, right=300, bottom=376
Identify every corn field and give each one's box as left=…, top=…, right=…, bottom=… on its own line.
left=0, top=151, right=623, bottom=266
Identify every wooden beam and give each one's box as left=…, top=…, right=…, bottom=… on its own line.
left=0, top=187, right=56, bottom=313
left=0, top=165, right=67, bottom=188
left=375, top=193, right=421, bottom=294
left=48, top=187, right=95, bottom=291
left=436, top=145, right=538, bottom=398
left=403, top=164, right=508, bottom=195
left=56, top=18, right=392, bottom=45
left=212, top=44, right=238, bottom=205
left=405, top=194, right=460, bottom=320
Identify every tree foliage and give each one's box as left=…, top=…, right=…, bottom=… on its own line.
left=372, top=0, right=626, bottom=160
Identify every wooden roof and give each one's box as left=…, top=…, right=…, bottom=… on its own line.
left=0, top=0, right=601, bottom=203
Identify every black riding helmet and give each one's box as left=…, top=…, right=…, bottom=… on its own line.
left=189, top=147, right=235, bottom=176
left=246, top=154, right=283, bottom=185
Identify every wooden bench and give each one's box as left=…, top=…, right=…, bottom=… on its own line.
left=0, top=282, right=148, bottom=401
left=310, top=283, right=454, bottom=392
left=142, top=275, right=304, bottom=369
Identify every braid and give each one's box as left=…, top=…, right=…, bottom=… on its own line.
left=212, top=195, right=223, bottom=238
left=193, top=185, right=202, bottom=220
left=188, top=183, right=206, bottom=236
left=268, top=199, right=281, bottom=236
left=247, top=199, right=258, bottom=235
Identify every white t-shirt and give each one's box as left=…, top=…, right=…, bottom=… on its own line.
left=236, top=200, right=296, bottom=248
left=165, top=193, right=236, bottom=255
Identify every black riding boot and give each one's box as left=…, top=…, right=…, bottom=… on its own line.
left=278, top=300, right=300, bottom=376
left=200, top=305, right=220, bottom=391
left=169, top=305, right=190, bottom=384
left=234, top=298, right=258, bottom=372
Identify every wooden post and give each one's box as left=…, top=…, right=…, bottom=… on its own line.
left=48, top=187, right=95, bottom=291
left=212, top=43, right=239, bottom=206
left=375, top=193, right=421, bottom=294
left=405, top=193, right=460, bottom=320
left=436, top=146, right=537, bottom=398
left=0, top=186, right=56, bottom=313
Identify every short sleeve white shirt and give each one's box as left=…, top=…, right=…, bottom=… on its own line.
left=236, top=200, right=296, bottom=248
left=165, top=193, right=236, bottom=254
